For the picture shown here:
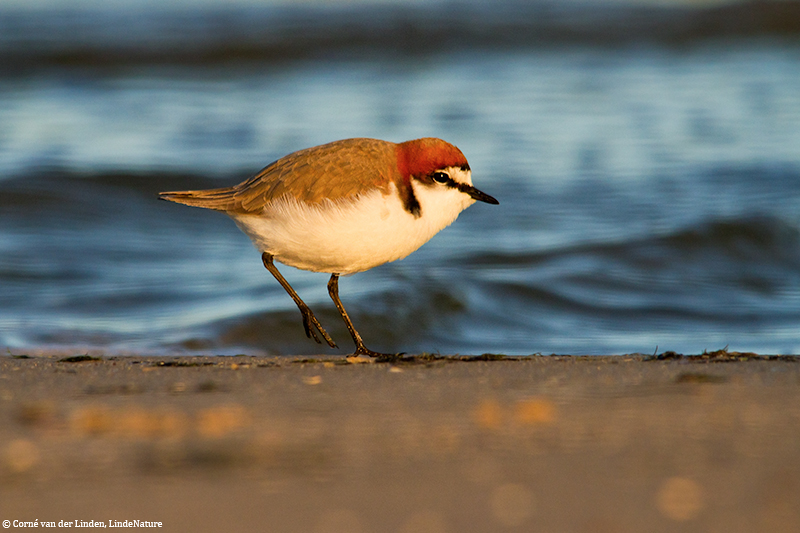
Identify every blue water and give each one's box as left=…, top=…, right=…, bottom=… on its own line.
left=2, top=1, right=800, bottom=356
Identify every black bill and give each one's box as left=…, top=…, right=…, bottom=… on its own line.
left=462, top=184, right=499, bottom=205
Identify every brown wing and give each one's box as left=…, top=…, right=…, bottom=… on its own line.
left=158, top=138, right=398, bottom=214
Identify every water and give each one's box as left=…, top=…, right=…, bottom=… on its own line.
left=2, top=1, right=800, bottom=356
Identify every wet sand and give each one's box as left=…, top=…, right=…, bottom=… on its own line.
left=1, top=352, right=799, bottom=532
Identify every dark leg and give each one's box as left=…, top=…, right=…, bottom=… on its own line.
left=262, top=253, right=337, bottom=349
left=327, top=273, right=396, bottom=358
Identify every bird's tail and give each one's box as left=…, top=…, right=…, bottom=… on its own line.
left=158, top=187, right=238, bottom=211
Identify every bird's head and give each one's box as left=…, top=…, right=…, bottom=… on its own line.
left=396, top=138, right=499, bottom=209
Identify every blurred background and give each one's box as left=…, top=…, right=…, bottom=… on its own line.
left=1, top=0, right=799, bottom=356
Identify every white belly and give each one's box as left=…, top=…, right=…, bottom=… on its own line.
left=229, top=183, right=474, bottom=275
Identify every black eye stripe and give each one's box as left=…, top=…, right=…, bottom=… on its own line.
left=417, top=168, right=470, bottom=187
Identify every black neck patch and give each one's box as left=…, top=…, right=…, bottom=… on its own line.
left=399, top=180, right=422, bottom=218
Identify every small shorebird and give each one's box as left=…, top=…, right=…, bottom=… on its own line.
left=159, top=137, right=498, bottom=357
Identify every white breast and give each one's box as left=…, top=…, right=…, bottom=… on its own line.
left=229, top=182, right=475, bottom=275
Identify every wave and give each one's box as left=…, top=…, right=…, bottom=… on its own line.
left=2, top=1, right=800, bottom=71
left=195, top=216, right=800, bottom=354
left=2, top=169, right=799, bottom=355
left=469, top=216, right=800, bottom=320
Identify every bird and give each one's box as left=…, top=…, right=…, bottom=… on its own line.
left=159, top=137, right=498, bottom=357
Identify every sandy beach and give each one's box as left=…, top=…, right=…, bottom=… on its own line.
left=0, top=352, right=798, bottom=532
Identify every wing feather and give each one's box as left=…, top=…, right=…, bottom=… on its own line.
left=159, top=138, right=398, bottom=213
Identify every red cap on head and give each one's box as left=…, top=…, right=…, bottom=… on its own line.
left=395, top=138, right=469, bottom=180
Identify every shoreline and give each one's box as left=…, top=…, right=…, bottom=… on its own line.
left=2, top=353, right=799, bottom=532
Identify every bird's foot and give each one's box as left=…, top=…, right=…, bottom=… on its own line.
left=299, top=307, right=337, bottom=349
left=353, top=344, right=402, bottom=360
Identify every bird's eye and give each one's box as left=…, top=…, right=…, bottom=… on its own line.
left=432, top=172, right=449, bottom=184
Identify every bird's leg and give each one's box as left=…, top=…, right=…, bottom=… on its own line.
left=327, top=273, right=397, bottom=358
left=262, top=253, right=337, bottom=349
